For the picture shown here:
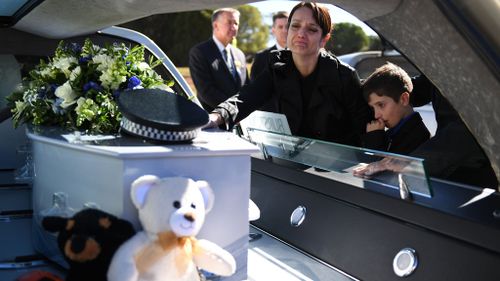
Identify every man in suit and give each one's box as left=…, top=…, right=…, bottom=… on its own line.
left=250, top=11, right=289, bottom=82
left=249, top=11, right=288, bottom=112
left=189, top=8, right=248, bottom=112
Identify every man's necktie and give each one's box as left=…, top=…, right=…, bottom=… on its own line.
left=223, top=48, right=239, bottom=83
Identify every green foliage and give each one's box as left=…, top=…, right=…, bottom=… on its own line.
left=236, top=5, right=269, bottom=56
left=7, top=39, right=174, bottom=134
left=368, top=35, right=383, bottom=50
left=121, top=11, right=212, bottom=66
left=121, top=6, right=268, bottom=65
left=326, top=22, right=369, bottom=55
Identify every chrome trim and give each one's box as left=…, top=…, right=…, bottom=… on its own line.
left=250, top=225, right=360, bottom=281
left=290, top=205, right=307, bottom=227
left=393, top=247, right=418, bottom=277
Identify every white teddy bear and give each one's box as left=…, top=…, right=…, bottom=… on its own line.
left=107, top=175, right=236, bottom=281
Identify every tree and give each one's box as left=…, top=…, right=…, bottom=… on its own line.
left=121, top=6, right=268, bottom=66
left=236, top=5, right=269, bottom=57
left=121, top=11, right=212, bottom=67
left=326, top=22, right=369, bottom=56
left=368, top=35, right=383, bottom=50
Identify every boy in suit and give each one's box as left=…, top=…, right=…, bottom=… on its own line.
left=361, top=62, right=430, bottom=155
left=189, top=8, right=248, bottom=112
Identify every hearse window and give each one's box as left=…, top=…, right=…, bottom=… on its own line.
left=353, top=51, right=420, bottom=80
left=246, top=127, right=431, bottom=199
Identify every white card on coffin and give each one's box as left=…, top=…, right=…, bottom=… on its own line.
left=239, top=110, right=291, bottom=137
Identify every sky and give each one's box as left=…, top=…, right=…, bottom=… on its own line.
left=249, top=0, right=376, bottom=47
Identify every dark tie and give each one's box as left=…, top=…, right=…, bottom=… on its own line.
left=223, top=48, right=239, bottom=83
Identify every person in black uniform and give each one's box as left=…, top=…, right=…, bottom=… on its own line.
left=361, top=62, right=430, bottom=155
left=208, top=1, right=370, bottom=146
left=409, top=75, right=498, bottom=188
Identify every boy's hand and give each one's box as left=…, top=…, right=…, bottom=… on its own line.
left=352, top=157, right=409, bottom=178
left=366, top=119, right=385, bottom=132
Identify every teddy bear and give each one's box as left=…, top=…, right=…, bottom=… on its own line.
left=107, top=175, right=236, bottom=281
left=42, top=208, right=136, bottom=281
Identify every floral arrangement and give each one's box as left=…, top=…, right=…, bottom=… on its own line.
left=7, top=39, right=175, bottom=134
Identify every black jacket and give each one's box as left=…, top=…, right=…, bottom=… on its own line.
left=410, top=76, right=497, bottom=188
left=250, top=46, right=278, bottom=112
left=215, top=50, right=370, bottom=146
left=188, top=38, right=248, bottom=112
left=361, top=112, right=430, bottom=155
left=250, top=45, right=276, bottom=81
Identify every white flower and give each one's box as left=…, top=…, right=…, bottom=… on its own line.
left=69, top=66, right=81, bottom=82
left=92, top=54, right=114, bottom=71
left=55, top=81, right=78, bottom=108
left=92, top=44, right=101, bottom=53
left=99, top=68, right=126, bottom=90
left=75, top=97, right=87, bottom=113
left=15, top=101, right=26, bottom=112
left=23, top=89, right=39, bottom=105
left=137, top=62, right=151, bottom=71
left=53, top=57, right=77, bottom=78
left=7, top=38, right=174, bottom=134
left=39, top=67, right=54, bottom=79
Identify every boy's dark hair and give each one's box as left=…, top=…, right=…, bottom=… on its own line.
left=362, top=62, right=413, bottom=102
left=272, top=11, right=289, bottom=25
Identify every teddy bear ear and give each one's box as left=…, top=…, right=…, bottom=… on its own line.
left=196, top=180, right=214, bottom=213
left=42, top=216, right=68, bottom=233
left=130, top=175, right=159, bottom=209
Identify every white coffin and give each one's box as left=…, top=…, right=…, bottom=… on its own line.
left=28, top=127, right=259, bottom=280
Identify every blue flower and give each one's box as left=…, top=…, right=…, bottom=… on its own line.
left=69, top=43, right=82, bottom=54
left=49, top=84, right=58, bottom=93
left=52, top=98, right=66, bottom=115
left=37, top=88, right=47, bottom=98
left=127, top=76, right=142, bottom=89
left=79, top=56, right=92, bottom=64
left=83, top=81, right=103, bottom=93
left=7, top=38, right=174, bottom=134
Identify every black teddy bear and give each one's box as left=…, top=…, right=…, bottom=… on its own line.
left=42, top=208, right=136, bottom=281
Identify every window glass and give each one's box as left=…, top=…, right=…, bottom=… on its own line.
left=246, top=128, right=431, bottom=198
left=0, top=0, right=30, bottom=16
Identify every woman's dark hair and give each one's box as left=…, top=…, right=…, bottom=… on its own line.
left=288, top=2, right=333, bottom=37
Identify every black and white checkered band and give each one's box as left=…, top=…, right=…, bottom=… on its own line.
left=120, top=117, right=199, bottom=142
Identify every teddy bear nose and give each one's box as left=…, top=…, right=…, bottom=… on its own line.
left=184, top=213, right=196, bottom=222
left=71, top=235, right=87, bottom=253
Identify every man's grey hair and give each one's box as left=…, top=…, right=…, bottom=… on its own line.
left=212, top=8, right=240, bottom=23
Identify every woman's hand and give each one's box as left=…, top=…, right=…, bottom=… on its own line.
left=366, top=119, right=385, bottom=132
left=203, top=113, right=224, bottom=129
